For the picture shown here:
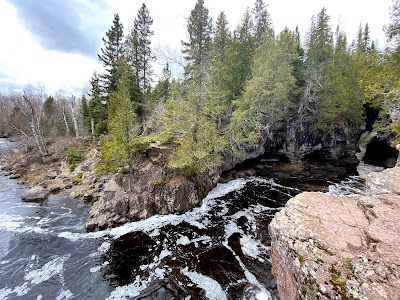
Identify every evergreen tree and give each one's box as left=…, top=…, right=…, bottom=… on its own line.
left=41, top=96, right=57, bottom=136
left=97, top=62, right=147, bottom=174
left=126, top=3, right=154, bottom=107
left=229, top=29, right=297, bottom=157
left=165, top=81, right=228, bottom=174
left=319, top=29, right=364, bottom=130
left=151, top=63, right=172, bottom=103
left=300, top=8, right=334, bottom=116
left=252, top=0, right=273, bottom=45
left=98, top=13, right=124, bottom=98
left=88, top=72, right=108, bottom=137
left=80, top=94, right=90, bottom=135
left=356, top=23, right=371, bottom=54
left=181, top=0, right=213, bottom=80
left=292, top=26, right=306, bottom=94
left=224, top=8, right=257, bottom=101
left=386, top=0, right=400, bottom=45
left=209, top=12, right=231, bottom=127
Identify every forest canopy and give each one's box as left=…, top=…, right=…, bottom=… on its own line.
left=1, top=0, right=400, bottom=175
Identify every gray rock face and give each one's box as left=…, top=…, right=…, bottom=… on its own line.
left=85, top=146, right=214, bottom=231
left=269, top=167, right=400, bottom=300
left=21, top=186, right=49, bottom=202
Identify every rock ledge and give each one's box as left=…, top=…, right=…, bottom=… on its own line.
left=269, top=167, right=400, bottom=299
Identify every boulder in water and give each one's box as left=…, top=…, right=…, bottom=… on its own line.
left=21, top=186, right=49, bottom=202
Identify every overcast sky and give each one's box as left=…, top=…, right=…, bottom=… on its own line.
left=0, top=0, right=393, bottom=95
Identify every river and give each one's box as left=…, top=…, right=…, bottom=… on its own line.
left=0, top=139, right=370, bottom=299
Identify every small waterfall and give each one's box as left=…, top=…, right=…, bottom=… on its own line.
left=356, top=131, right=384, bottom=177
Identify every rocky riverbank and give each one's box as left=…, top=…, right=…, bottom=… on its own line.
left=269, top=167, right=400, bottom=299
left=0, top=138, right=104, bottom=203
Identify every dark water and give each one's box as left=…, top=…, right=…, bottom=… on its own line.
left=0, top=139, right=366, bottom=299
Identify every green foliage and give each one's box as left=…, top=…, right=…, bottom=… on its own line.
left=98, top=13, right=124, bottom=96
left=182, top=0, right=212, bottom=76
left=391, top=122, right=400, bottom=145
left=150, top=176, right=170, bottom=186
left=318, top=30, right=364, bottom=130
left=223, top=9, right=257, bottom=101
left=88, top=72, right=108, bottom=137
left=96, top=135, right=129, bottom=175
left=228, top=31, right=296, bottom=157
left=125, top=3, right=154, bottom=116
left=71, top=172, right=83, bottom=185
left=66, top=147, right=84, bottom=171
left=165, top=81, right=228, bottom=173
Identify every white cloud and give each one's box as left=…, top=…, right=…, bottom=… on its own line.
left=0, top=0, right=393, bottom=94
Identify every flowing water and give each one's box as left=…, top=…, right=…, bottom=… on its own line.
left=0, top=139, right=372, bottom=300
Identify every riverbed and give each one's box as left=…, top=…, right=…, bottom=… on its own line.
left=0, top=139, right=371, bottom=299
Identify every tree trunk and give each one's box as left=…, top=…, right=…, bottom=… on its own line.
left=30, top=121, right=48, bottom=156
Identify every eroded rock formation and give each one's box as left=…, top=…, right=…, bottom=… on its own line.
left=85, top=145, right=215, bottom=231
left=269, top=167, right=400, bottom=299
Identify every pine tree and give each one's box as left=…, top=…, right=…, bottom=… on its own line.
left=319, top=29, right=364, bottom=130
left=252, top=0, right=273, bottom=45
left=151, top=63, right=172, bottom=103
left=97, top=61, right=145, bottom=174
left=126, top=3, right=154, bottom=109
left=224, top=8, right=257, bottom=101
left=181, top=0, right=213, bottom=80
left=229, top=29, right=297, bottom=157
left=300, top=8, right=334, bottom=117
left=98, top=13, right=124, bottom=98
left=88, top=72, right=108, bottom=137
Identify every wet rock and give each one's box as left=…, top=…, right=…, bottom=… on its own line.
left=269, top=167, right=400, bottom=300
left=21, top=186, right=50, bottom=202
left=85, top=146, right=215, bottom=231
left=9, top=173, right=21, bottom=179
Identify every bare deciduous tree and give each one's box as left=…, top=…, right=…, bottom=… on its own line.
left=9, top=84, right=48, bottom=156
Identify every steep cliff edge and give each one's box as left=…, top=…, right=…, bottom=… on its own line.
left=85, top=145, right=216, bottom=231
left=269, top=167, right=400, bottom=299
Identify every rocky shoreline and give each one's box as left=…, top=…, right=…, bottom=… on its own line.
left=0, top=138, right=105, bottom=204
left=1, top=136, right=399, bottom=298
left=269, top=167, right=400, bottom=299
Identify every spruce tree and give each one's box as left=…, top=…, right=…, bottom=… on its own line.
left=88, top=71, right=108, bottom=137
left=224, top=8, right=257, bottom=100
left=126, top=4, right=154, bottom=102
left=97, top=61, right=141, bottom=174
left=98, top=13, right=124, bottom=98
left=229, top=29, right=297, bottom=157
left=210, top=12, right=231, bottom=127
left=181, top=0, right=213, bottom=80
left=319, top=29, right=364, bottom=130
left=252, top=0, right=273, bottom=45
left=300, top=8, right=334, bottom=117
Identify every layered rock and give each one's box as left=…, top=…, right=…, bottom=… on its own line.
left=85, top=145, right=215, bottom=231
left=269, top=167, right=400, bottom=299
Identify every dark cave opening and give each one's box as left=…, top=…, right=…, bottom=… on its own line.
left=364, top=103, right=380, bottom=132
left=363, top=137, right=398, bottom=168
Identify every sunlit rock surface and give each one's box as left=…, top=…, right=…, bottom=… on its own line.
left=269, top=167, right=400, bottom=300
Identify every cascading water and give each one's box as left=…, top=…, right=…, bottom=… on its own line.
left=0, top=138, right=377, bottom=299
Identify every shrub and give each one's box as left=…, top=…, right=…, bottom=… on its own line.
left=66, top=147, right=84, bottom=170
left=71, top=172, right=83, bottom=185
